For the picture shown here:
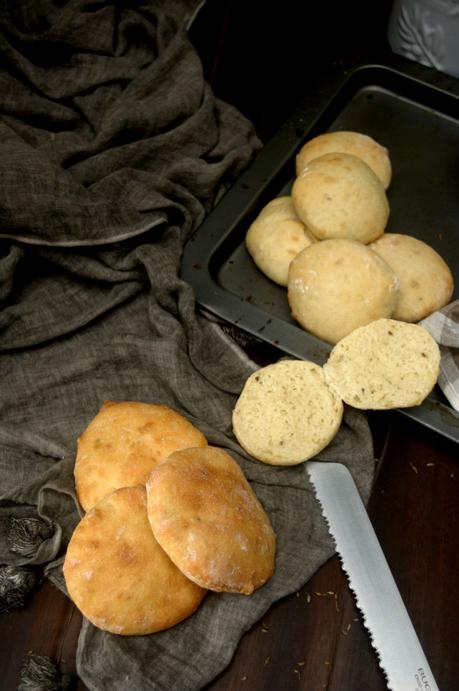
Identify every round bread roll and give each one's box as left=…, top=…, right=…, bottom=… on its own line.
left=245, top=196, right=316, bottom=286
left=75, top=401, right=207, bottom=512
left=287, top=238, right=399, bottom=344
left=146, top=446, right=276, bottom=595
left=323, top=318, right=440, bottom=409
left=291, top=153, right=389, bottom=244
left=232, top=359, right=343, bottom=465
left=370, top=233, right=454, bottom=322
left=63, top=486, right=206, bottom=635
left=296, top=130, right=392, bottom=189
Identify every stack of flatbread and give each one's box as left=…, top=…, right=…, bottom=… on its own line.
left=64, top=401, right=276, bottom=636
left=245, top=130, right=454, bottom=345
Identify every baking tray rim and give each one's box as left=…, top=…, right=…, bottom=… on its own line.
left=181, top=53, right=459, bottom=444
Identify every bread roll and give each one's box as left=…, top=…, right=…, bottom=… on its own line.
left=291, top=153, right=389, bottom=244
left=245, top=196, right=316, bottom=286
left=232, top=359, right=343, bottom=465
left=370, top=233, right=454, bottom=322
left=75, top=401, right=207, bottom=511
left=63, top=486, right=206, bottom=635
left=287, top=238, right=399, bottom=344
left=296, top=130, right=392, bottom=189
left=146, top=446, right=276, bottom=595
left=323, top=318, right=440, bottom=409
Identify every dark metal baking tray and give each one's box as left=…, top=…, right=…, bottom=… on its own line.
left=182, top=53, right=459, bottom=444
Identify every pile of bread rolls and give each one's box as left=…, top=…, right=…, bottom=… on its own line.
left=245, top=131, right=454, bottom=345
left=64, top=401, right=276, bottom=636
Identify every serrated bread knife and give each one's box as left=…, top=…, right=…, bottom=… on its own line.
left=307, top=461, right=439, bottom=691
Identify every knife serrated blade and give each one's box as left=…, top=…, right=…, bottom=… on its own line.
left=307, top=461, right=439, bottom=691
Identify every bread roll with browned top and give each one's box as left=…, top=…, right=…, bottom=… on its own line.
left=296, top=130, right=392, bottom=189
left=291, top=153, right=389, bottom=244
left=245, top=196, right=316, bottom=286
left=288, top=238, right=399, bottom=344
left=63, top=486, right=206, bottom=635
left=146, top=446, right=276, bottom=595
left=75, top=401, right=207, bottom=512
left=370, top=233, right=454, bottom=322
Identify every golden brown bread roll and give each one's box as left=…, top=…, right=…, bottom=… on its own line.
left=64, top=486, right=206, bottom=635
left=370, top=233, right=454, bottom=322
left=296, top=130, right=392, bottom=189
left=291, top=153, right=389, bottom=244
left=245, top=196, right=316, bottom=285
left=146, top=446, right=276, bottom=595
left=288, top=238, right=399, bottom=344
left=75, top=401, right=207, bottom=511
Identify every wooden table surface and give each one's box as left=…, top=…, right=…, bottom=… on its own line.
left=1, top=410, right=458, bottom=690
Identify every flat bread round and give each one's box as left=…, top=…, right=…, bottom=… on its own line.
left=63, top=486, right=206, bottom=635
left=291, top=153, right=389, bottom=244
left=75, top=401, right=207, bottom=512
left=232, top=359, right=343, bottom=465
left=370, top=233, right=454, bottom=322
left=323, top=318, right=440, bottom=409
left=288, top=238, right=399, bottom=344
left=146, top=446, right=276, bottom=595
left=245, top=196, right=316, bottom=286
left=296, top=130, right=392, bottom=189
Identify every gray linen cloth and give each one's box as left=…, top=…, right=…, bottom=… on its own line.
left=0, top=1, right=375, bottom=689
left=421, top=299, right=459, bottom=412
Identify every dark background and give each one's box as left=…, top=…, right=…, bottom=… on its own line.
left=190, top=0, right=394, bottom=141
